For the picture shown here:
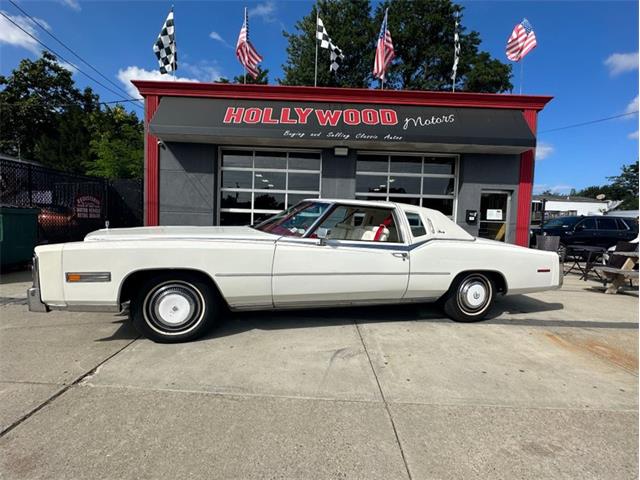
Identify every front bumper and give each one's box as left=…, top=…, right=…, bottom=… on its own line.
left=27, top=256, right=50, bottom=313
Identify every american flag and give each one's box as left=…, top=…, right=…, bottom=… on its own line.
left=236, top=7, right=263, bottom=78
left=373, top=8, right=395, bottom=80
left=506, top=18, right=537, bottom=62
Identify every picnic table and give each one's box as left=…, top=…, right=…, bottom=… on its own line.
left=564, top=246, right=606, bottom=280
left=594, top=250, right=639, bottom=294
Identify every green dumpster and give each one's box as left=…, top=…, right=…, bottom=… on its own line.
left=0, top=206, right=40, bottom=268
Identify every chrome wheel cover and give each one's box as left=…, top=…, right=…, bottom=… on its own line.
left=143, top=281, right=205, bottom=336
left=456, top=274, right=492, bottom=316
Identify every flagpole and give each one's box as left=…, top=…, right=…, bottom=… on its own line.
left=314, top=8, right=319, bottom=87
left=519, top=58, right=524, bottom=94
left=172, top=5, right=176, bottom=81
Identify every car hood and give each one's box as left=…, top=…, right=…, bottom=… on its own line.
left=84, top=226, right=278, bottom=242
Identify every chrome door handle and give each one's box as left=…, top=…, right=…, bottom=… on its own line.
left=392, top=252, right=408, bottom=259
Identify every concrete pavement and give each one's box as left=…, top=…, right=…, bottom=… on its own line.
left=0, top=271, right=637, bottom=479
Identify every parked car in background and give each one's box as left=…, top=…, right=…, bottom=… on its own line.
left=29, top=199, right=562, bottom=343
left=531, top=215, right=639, bottom=256
left=37, top=205, right=78, bottom=243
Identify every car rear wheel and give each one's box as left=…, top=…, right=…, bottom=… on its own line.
left=131, top=273, right=220, bottom=343
left=442, top=273, right=494, bottom=323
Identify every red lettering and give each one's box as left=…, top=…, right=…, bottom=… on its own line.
left=243, top=107, right=262, bottom=123
left=315, top=109, right=342, bottom=127
left=280, top=107, right=297, bottom=124
left=294, top=107, right=313, bottom=124
left=223, top=107, right=244, bottom=124
left=343, top=109, right=360, bottom=125
left=361, top=109, right=379, bottom=125
left=262, top=107, right=278, bottom=124
left=380, top=109, right=398, bottom=125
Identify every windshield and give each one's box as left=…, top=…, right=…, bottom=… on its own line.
left=544, top=217, right=580, bottom=228
left=254, top=201, right=331, bottom=237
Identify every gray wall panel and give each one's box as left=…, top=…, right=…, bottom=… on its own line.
left=159, top=142, right=217, bottom=225
left=456, top=154, right=520, bottom=243
left=321, top=149, right=356, bottom=199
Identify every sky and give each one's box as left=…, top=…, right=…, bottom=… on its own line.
left=1, top=0, right=638, bottom=194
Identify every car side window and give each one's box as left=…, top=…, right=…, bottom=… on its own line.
left=597, top=217, right=618, bottom=230
left=313, top=206, right=401, bottom=243
left=576, top=218, right=596, bottom=230
left=405, top=212, right=427, bottom=238
left=616, top=219, right=630, bottom=230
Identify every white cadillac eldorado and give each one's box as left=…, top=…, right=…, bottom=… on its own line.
left=28, top=199, right=562, bottom=342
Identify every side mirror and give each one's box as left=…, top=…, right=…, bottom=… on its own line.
left=316, top=227, right=331, bottom=245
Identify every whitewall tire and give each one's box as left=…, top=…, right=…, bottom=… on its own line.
left=131, top=273, right=220, bottom=343
left=443, top=273, right=495, bottom=322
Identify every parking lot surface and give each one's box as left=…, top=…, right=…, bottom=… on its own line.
left=0, top=271, right=637, bottom=479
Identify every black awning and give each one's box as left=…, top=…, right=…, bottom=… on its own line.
left=149, top=96, right=536, bottom=153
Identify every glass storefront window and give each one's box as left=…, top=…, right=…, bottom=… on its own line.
left=220, top=211, right=251, bottom=226
left=254, top=192, right=285, bottom=211
left=422, top=198, right=454, bottom=216
left=389, top=176, right=421, bottom=195
left=356, top=153, right=457, bottom=218
left=255, top=171, right=286, bottom=190
left=287, top=193, right=319, bottom=207
left=422, top=177, right=454, bottom=196
left=356, top=155, right=389, bottom=173
left=255, top=151, right=287, bottom=169
left=289, top=153, right=321, bottom=170
left=423, top=157, right=455, bottom=175
left=288, top=172, right=320, bottom=191
left=221, top=191, right=251, bottom=209
left=221, top=170, right=252, bottom=189
left=390, top=156, right=422, bottom=174
left=221, top=150, right=252, bottom=168
left=356, top=175, right=387, bottom=194
left=220, top=149, right=321, bottom=225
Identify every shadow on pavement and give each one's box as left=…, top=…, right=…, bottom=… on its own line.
left=199, top=295, right=601, bottom=342
left=95, top=293, right=636, bottom=344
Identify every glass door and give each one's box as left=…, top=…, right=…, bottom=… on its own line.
left=478, top=191, right=510, bottom=242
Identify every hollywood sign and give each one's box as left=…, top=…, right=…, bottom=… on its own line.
left=223, top=107, right=399, bottom=127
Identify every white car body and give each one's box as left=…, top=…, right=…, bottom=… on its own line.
left=29, top=199, right=562, bottom=315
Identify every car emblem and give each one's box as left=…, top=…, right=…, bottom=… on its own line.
left=473, top=292, right=480, bottom=300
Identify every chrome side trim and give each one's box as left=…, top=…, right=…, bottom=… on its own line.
left=411, top=272, right=451, bottom=276
left=50, top=304, right=121, bottom=313
left=216, top=273, right=271, bottom=278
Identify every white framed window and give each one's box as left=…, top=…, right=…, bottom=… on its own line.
left=355, top=152, right=458, bottom=218
left=218, top=148, right=322, bottom=225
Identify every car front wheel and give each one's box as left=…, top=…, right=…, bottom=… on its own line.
left=131, top=273, right=220, bottom=343
left=442, top=273, right=494, bottom=322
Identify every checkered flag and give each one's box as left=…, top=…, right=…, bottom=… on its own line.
left=153, top=9, right=177, bottom=74
left=316, top=17, right=344, bottom=73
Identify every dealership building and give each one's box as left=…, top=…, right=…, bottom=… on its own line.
left=134, top=81, right=551, bottom=246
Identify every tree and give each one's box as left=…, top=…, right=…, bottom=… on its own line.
left=575, top=161, right=639, bottom=210
left=1, top=52, right=144, bottom=178
left=0, top=52, right=99, bottom=170
left=280, top=0, right=375, bottom=87
left=373, top=0, right=512, bottom=92
left=280, top=0, right=512, bottom=92
left=85, top=105, right=144, bottom=179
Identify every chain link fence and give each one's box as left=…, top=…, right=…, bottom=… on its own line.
left=0, top=156, right=142, bottom=244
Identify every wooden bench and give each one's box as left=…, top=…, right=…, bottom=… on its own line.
left=593, top=242, right=638, bottom=294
